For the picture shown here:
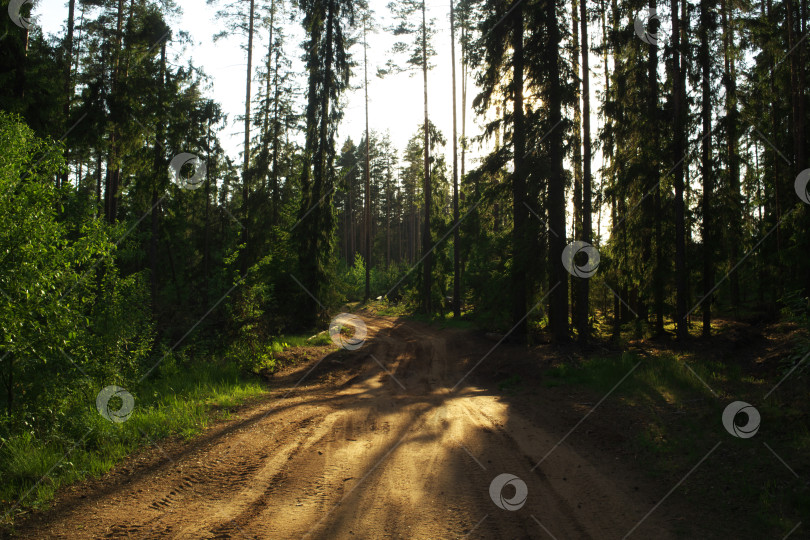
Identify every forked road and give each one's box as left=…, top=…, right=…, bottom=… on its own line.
left=19, top=315, right=685, bottom=539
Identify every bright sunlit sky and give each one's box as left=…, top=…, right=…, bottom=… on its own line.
left=33, top=0, right=486, bottom=167
left=33, top=0, right=614, bottom=239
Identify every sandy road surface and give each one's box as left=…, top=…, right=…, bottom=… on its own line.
left=15, top=315, right=689, bottom=539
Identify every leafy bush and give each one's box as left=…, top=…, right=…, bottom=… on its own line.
left=0, top=112, right=163, bottom=520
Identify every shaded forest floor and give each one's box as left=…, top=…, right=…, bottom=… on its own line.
left=4, top=312, right=808, bottom=538
left=517, top=316, right=810, bottom=538
left=358, top=303, right=809, bottom=537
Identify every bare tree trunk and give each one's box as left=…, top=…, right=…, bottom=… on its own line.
left=204, top=113, right=212, bottom=307
left=346, top=175, right=351, bottom=262
left=364, top=14, right=371, bottom=302
left=386, top=159, right=391, bottom=269
left=271, top=48, right=281, bottom=225
left=460, top=4, right=467, bottom=183
left=787, top=0, right=801, bottom=167
left=649, top=0, right=664, bottom=335
left=242, top=0, right=256, bottom=272
left=96, top=151, right=102, bottom=217
left=699, top=0, right=713, bottom=337
left=421, top=0, right=432, bottom=313
left=60, top=0, right=77, bottom=190
left=511, top=2, right=528, bottom=340
left=672, top=0, right=688, bottom=340
left=451, top=0, right=461, bottom=318
left=579, top=0, right=593, bottom=341
left=106, top=0, right=126, bottom=223
left=802, top=0, right=810, bottom=298
left=796, top=0, right=807, bottom=170
left=720, top=0, right=738, bottom=310
left=571, top=0, right=583, bottom=330
left=262, top=0, right=276, bottom=198
left=548, top=0, right=569, bottom=342
left=151, top=40, right=167, bottom=314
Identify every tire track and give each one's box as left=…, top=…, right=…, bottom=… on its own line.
left=16, top=314, right=689, bottom=539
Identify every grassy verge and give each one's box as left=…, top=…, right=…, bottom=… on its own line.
left=0, top=334, right=332, bottom=527
left=361, top=299, right=476, bottom=330
left=542, top=351, right=809, bottom=538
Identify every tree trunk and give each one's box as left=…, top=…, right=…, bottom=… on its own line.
left=548, top=0, right=569, bottom=342
left=296, top=4, right=322, bottom=326
left=271, top=48, right=281, bottom=226
left=579, top=0, right=593, bottom=341
left=646, top=0, right=664, bottom=335
left=106, top=0, right=126, bottom=223
left=700, top=0, right=713, bottom=337
left=511, top=2, right=528, bottom=340
left=60, top=0, right=77, bottom=190
left=672, top=0, right=688, bottom=340
left=262, top=0, right=276, bottom=203
left=364, top=15, right=371, bottom=302
left=787, top=0, right=802, bottom=167
left=571, top=0, right=583, bottom=332
left=720, top=0, right=742, bottom=311
left=242, top=0, right=256, bottom=273
left=451, top=0, right=461, bottom=318
left=386, top=160, right=391, bottom=268
left=460, top=0, right=468, bottom=194
left=151, top=40, right=167, bottom=315
left=96, top=150, right=103, bottom=217
left=311, top=0, right=336, bottom=312
left=421, top=0, right=432, bottom=313
left=204, top=113, right=212, bottom=307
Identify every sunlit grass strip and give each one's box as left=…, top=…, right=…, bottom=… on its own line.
left=0, top=361, right=267, bottom=524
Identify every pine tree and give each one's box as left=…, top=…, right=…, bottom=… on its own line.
left=381, top=0, right=437, bottom=313
left=671, top=0, right=688, bottom=339
left=294, top=0, right=356, bottom=326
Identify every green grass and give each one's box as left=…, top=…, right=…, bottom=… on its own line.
left=544, top=351, right=722, bottom=403
left=363, top=298, right=477, bottom=330
left=542, top=351, right=808, bottom=538
left=0, top=359, right=268, bottom=525
left=0, top=330, right=338, bottom=526
left=273, top=331, right=333, bottom=349
left=1, top=363, right=266, bottom=517
left=366, top=298, right=410, bottom=317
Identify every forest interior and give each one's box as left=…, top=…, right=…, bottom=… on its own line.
left=0, top=0, right=810, bottom=537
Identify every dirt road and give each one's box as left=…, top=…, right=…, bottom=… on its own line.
left=17, top=315, right=692, bottom=539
